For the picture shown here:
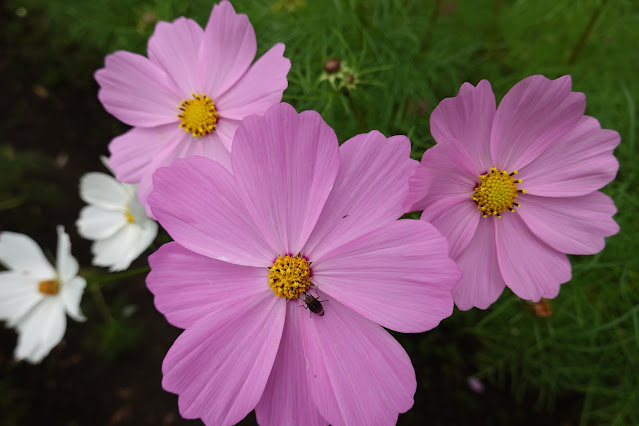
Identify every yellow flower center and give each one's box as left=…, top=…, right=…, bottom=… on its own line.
left=38, top=279, right=60, bottom=296
left=125, top=207, right=135, bottom=224
left=471, top=167, right=526, bottom=218
left=177, top=93, right=219, bottom=138
left=268, top=255, right=312, bottom=299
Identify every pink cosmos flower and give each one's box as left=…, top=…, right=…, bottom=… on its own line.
left=146, top=103, right=461, bottom=425
left=95, top=0, right=290, bottom=216
left=405, top=75, right=620, bottom=310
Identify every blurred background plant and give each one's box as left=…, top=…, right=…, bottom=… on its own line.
left=0, top=0, right=637, bottom=424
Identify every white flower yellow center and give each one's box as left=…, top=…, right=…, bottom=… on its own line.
left=471, top=167, right=526, bottom=218
left=268, top=255, right=312, bottom=299
left=177, top=93, right=219, bottom=138
left=38, top=279, right=60, bottom=296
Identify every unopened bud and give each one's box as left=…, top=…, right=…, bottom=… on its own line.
left=323, top=58, right=341, bottom=74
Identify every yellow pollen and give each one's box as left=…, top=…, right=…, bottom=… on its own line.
left=125, top=207, right=135, bottom=224
left=471, top=167, right=525, bottom=218
left=268, top=255, right=312, bottom=299
left=38, top=279, right=60, bottom=296
left=177, top=93, right=219, bottom=138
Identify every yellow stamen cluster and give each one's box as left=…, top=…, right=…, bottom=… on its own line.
left=268, top=255, right=311, bottom=299
left=125, top=207, right=135, bottom=224
left=38, top=279, right=60, bottom=296
left=471, top=167, right=526, bottom=218
left=177, top=93, right=219, bottom=138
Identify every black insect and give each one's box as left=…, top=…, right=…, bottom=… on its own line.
left=301, top=290, right=326, bottom=317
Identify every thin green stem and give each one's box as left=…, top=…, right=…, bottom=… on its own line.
left=342, top=89, right=367, bottom=132
left=420, top=0, right=442, bottom=52
left=89, top=283, right=113, bottom=324
left=90, top=265, right=151, bottom=286
left=566, top=0, right=607, bottom=66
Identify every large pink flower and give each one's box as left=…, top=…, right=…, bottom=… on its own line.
left=95, top=1, right=290, bottom=216
left=146, top=103, right=461, bottom=425
left=405, top=75, right=620, bottom=310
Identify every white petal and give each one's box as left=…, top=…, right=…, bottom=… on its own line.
left=79, top=172, right=130, bottom=209
left=14, top=297, right=66, bottom=364
left=127, top=184, right=151, bottom=224
left=0, top=272, right=43, bottom=325
left=61, top=276, right=87, bottom=322
left=91, top=225, right=141, bottom=271
left=76, top=205, right=128, bottom=240
left=56, top=226, right=79, bottom=283
left=131, top=220, right=158, bottom=261
left=99, top=155, right=112, bottom=171
left=0, top=232, right=55, bottom=278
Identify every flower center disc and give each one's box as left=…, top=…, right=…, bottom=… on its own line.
left=268, top=255, right=311, bottom=299
left=471, top=167, right=525, bottom=218
left=125, top=207, right=135, bottom=224
left=38, top=279, right=60, bottom=295
left=177, top=93, right=219, bottom=138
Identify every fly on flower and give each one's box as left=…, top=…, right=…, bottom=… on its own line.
left=146, top=103, right=461, bottom=425
left=302, top=292, right=325, bottom=316
left=300, top=286, right=325, bottom=317
left=95, top=0, right=291, bottom=217
left=405, top=75, right=620, bottom=310
left=0, top=226, right=86, bottom=363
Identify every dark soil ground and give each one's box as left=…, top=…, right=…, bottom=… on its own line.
left=0, top=7, right=582, bottom=426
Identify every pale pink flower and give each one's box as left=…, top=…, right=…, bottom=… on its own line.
left=146, top=103, right=461, bottom=425
left=405, top=75, right=620, bottom=310
left=95, top=0, right=290, bottom=216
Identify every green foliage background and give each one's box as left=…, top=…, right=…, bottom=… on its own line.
left=1, top=0, right=638, bottom=424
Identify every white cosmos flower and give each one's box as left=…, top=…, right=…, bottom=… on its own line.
left=76, top=172, right=158, bottom=271
left=0, top=226, right=86, bottom=363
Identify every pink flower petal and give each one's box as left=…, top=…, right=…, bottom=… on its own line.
left=410, top=143, right=477, bottom=218
left=162, top=291, right=285, bottom=425
left=451, top=218, right=507, bottom=310
left=189, top=132, right=232, bottom=170
left=214, top=118, right=240, bottom=152
left=135, top=136, right=193, bottom=217
left=199, top=1, right=257, bottom=98
left=136, top=132, right=232, bottom=218
left=95, top=51, right=181, bottom=127
left=403, top=163, right=430, bottom=213
left=149, top=156, right=276, bottom=266
left=147, top=242, right=267, bottom=329
left=300, top=299, right=416, bottom=425
left=148, top=17, right=204, bottom=96
left=517, top=192, right=619, bottom=255
left=108, top=124, right=182, bottom=183
left=216, top=43, right=290, bottom=120
left=312, top=220, right=458, bottom=333
left=491, top=75, right=585, bottom=171
left=427, top=199, right=480, bottom=258
left=518, top=116, right=620, bottom=196
left=496, top=212, right=571, bottom=301
left=255, top=302, right=327, bottom=426
left=303, top=131, right=417, bottom=260
left=232, top=103, right=340, bottom=256
left=430, top=80, right=496, bottom=174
